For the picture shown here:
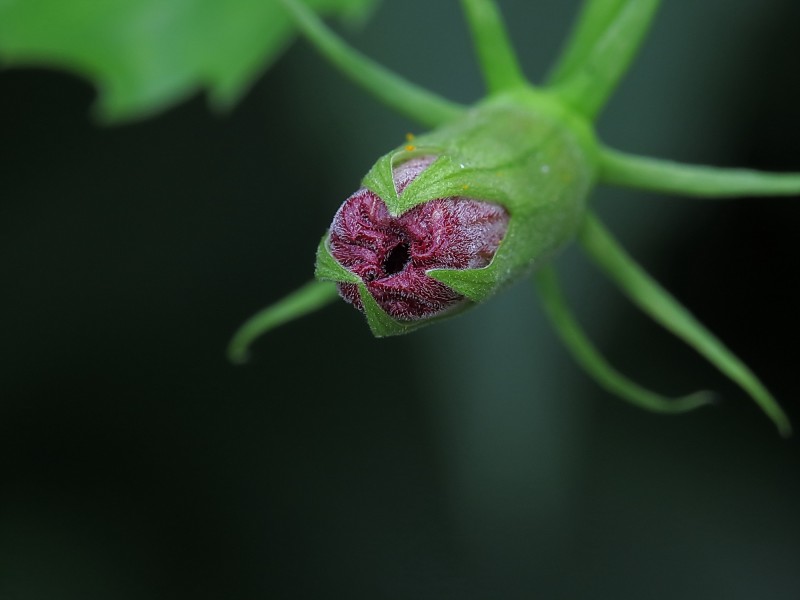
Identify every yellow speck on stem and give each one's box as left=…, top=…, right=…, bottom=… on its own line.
left=405, top=132, right=415, bottom=142
left=405, top=144, right=416, bottom=152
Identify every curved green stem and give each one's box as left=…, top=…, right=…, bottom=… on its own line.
left=460, top=0, right=529, bottom=94
left=228, top=279, right=339, bottom=364
left=280, top=0, right=464, bottom=128
left=600, top=147, right=800, bottom=197
left=546, top=0, right=661, bottom=119
left=535, top=267, right=714, bottom=414
left=579, top=212, right=792, bottom=436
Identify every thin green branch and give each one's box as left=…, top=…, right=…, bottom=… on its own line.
left=579, top=213, right=792, bottom=437
left=600, top=147, right=800, bottom=197
left=228, top=279, right=339, bottom=365
left=460, top=0, right=529, bottom=94
left=280, top=0, right=464, bottom=128
left=535, top=267, right=714, bottom=414
left=547, top=0, right=627, bottom=85
left=546, top=0, right=661, bottom=119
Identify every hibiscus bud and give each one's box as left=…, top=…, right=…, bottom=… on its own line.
left=316, top=94, right=598, bottom=336
left=327, top=156, right=509, bottom=322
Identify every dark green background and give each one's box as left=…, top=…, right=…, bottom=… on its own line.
left=2, top=0, right=800, bottom=598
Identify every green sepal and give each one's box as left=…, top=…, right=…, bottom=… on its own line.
left=360, top=145, right=445, bottom=214
left=359, top=283, right=415, bottom=336
left=427, top=266, right=498, bottom=301
left=358, top=282, right=473, bottom=337
left=426, top=244, right=548, bottom=301
left=314, top=234, right=359, bottom=283
left=361, top=152, right=398, bottom=207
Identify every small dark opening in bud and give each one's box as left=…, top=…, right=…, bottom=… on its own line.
left=383, top=243, right=410, bottom=276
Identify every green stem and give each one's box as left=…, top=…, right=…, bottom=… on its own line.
left=460, top=0, right=529, bottom=94
left=228, top=279, right=339, bottom=364
left=600, top=147, right=800, bottom=197
left=280, top=0, right=464, bottom=128
left=546, top=0, right=661, bottom=119
left=547, top=0, right=628, bottom=85
left=579, top=213, right=792, bottom=437
left=535, top=267, right=714, bottom=414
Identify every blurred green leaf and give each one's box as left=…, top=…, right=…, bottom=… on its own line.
left=0, top=0, right=377, bottom=122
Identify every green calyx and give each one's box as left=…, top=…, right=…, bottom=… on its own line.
left=314, top=88, right=598, bottom=336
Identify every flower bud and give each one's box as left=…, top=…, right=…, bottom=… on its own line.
left=328, top=156, right=509, bottom=321
left=316, top=93, right=597, bottom=336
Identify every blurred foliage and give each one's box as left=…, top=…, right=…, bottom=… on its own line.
left=0, top=0, right=377, bottom=121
